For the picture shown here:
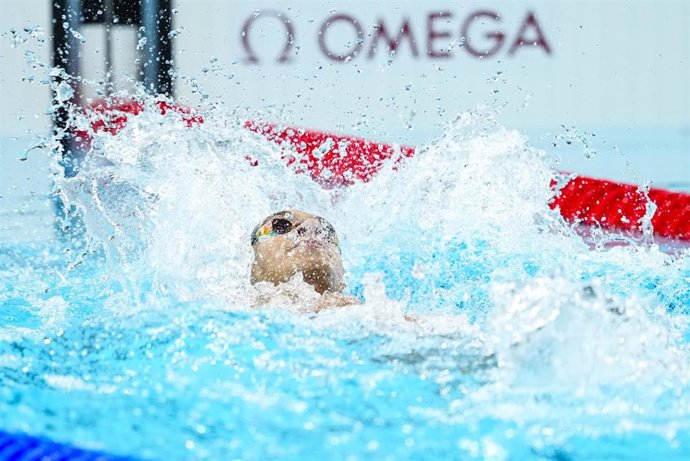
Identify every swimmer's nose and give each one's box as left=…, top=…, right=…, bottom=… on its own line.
left=296, top=218, right=324, bottom=240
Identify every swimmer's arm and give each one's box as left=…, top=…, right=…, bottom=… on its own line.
left=314, top=292, right=361, bottom=311
left=314, top=293, right=417, bottom=322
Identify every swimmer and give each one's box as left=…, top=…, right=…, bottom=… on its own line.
left=250, top=210, right=360, bottom=311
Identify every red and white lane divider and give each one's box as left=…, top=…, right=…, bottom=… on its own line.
left=76, top=100, right=690, bottom=242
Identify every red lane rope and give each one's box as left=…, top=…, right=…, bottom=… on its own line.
left=78, top=101, right=690, bottom=242
left=549, top=176, right=690, bottom=241
left=243, top=121, right=415, bottom=188
left=75, top=99, right=202, bottom=140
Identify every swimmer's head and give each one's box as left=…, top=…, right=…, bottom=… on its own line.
left=250, top=210, right=345, bottom=294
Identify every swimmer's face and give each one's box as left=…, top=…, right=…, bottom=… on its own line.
left=250, top=210, right=345, bottom=294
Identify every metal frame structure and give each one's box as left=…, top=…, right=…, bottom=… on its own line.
left=51, top=0, right=174, bottom=169
left=50, top=0, right=174, bottom=232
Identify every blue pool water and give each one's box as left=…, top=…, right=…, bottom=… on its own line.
left=1, top=103, right=689, bottom=460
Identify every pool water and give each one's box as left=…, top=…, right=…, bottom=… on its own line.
left=1, top=102, right=689, bottom=460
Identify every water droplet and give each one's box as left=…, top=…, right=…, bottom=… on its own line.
left=70, top=28, right=86, bottom=43
left=23, top=50, right=37, bottom=65
left=9, top=29, right=28, bottom=48
left=56, top=81, right=74, bottom=102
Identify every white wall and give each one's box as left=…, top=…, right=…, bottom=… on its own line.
left=173, top=0, right=690, bottom=185
left=173, top=0, right=690, bottom=132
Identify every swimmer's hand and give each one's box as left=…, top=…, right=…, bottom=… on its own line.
left=314, top=292, right=361, bottom=312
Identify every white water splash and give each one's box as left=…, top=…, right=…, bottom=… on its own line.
left=52, top=95, right=690, bottom=452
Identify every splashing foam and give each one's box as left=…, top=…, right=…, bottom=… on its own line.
left=60, top=103, right=574, bottom=305
left=452, top=276, right=690, bottom=446
left=340, top=109, right=565, bottom=253
left=57, top=97, right=690, bottom=444
left=60, top=98, right=333, bottom=301
left=489, top=278, right=690, bottom=388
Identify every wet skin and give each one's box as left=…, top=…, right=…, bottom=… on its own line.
left=250, top=210, right=346, bottom=295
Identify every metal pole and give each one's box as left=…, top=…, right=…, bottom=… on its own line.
left=141, top=0, right=160, bottom=94
left=52, top=0, right=83, bottom=177
left=51, top=0, right=83, bottom=234
left=104, top=0, right=115, bottom=96
left=141, top=0, right=173, bottom=96
left=52, top=0, right=82, bottom=77
left=65, top=0, right=82, bottom=87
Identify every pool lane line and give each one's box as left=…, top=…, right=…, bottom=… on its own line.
left=0, top=430, right=139, bottom=461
